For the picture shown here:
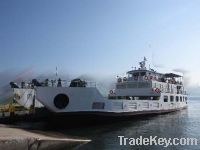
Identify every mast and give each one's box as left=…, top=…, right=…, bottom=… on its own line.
left=139, top=57, right=147, bottom=70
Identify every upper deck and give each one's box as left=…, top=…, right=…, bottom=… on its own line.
left=110, top=57, right=186, bottom=97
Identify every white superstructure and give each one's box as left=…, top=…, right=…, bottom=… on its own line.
left=11, top=58, right=188, bottom=116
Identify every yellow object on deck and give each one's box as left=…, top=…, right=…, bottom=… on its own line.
left=0, top=104, right=8, bottom=112
left=8, top=103, right=15, bottom=113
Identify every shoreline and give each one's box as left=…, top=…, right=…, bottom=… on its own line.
left=0, top=124, right=90, bottom=150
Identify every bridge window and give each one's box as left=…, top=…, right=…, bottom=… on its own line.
left=140, top=72, right=146, bottom=76
left=133, top=72, right=140, bottom=76
left=180, top=96, right=182, bottom=102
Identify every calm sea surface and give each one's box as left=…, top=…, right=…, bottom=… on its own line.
left=62, top=98, right=200, bottom=150
left=16, top=98, right=200, bottom=150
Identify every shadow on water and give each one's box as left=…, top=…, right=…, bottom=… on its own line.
left=13, top=99, right=200, bottom=150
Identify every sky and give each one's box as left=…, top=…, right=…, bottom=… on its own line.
left=1, top=0, right=200, bottom=95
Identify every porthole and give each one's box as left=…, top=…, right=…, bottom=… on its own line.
left=54, top=94, right=69, bottom=109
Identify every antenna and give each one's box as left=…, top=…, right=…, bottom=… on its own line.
left=151, top=53, right=155, bottom=67
left=56, top=67, right=58, bottom=79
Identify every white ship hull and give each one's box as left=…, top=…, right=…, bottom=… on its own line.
left=34, top=86, right=187, bottom=116
left=13, top=88, right=43, bottom=108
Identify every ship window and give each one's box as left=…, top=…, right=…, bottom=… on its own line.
left=117, top=96, right=126, bottom=99
left=183, top=97, right=185, bottom=102
left=134, top=97, right=139, bottom=100
left=170, top=96, right=174, bottom=102
left=128, top=74, right=132, bottom=78
left=176, top=96, right=179, bottom=102
left=117, top=96, right=122, bottom=99
left=133, top=72, right=140, bottom=76
left=185, top=97, right=188, bottom=101
left=109, top=96, right=116, bottom=99
left=164, top=96, right=168, bottom=102
left=139, top=96, right=145, bottom=100
left=126, top=96, right=133, bottom=100
left=140, top=72, right=146, bottom=76
left=138, top=96, right=150, bottom=100
left=152, top=96, right=160, bottom=100
left=180, top=96, right=182, bottom=102
left=129, top=96, right=160, bottom=100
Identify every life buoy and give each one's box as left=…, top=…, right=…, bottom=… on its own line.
left=144, top=76, right=148, bottom=80
left=150, top=76, right=153, bottom=80
left=117, top=78, right=122, bottom=83
left=155, top=88, right=161, bottom=93
left=110, top=90, right=114, bottom=94
left=123, top=77, right=127, bottom=81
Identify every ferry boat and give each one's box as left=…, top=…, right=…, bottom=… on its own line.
left=10, top=58, right=188, bottom=120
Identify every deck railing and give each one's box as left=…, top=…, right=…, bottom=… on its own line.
left=13, top=80, right=97, bottom=89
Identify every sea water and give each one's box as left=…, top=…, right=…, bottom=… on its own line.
left=14, top=98, right=200, bottom=150
left=61, top=98, right=200, bottom=150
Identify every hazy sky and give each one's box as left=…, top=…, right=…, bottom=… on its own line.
left=1, top=0, right=200, bottom=91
